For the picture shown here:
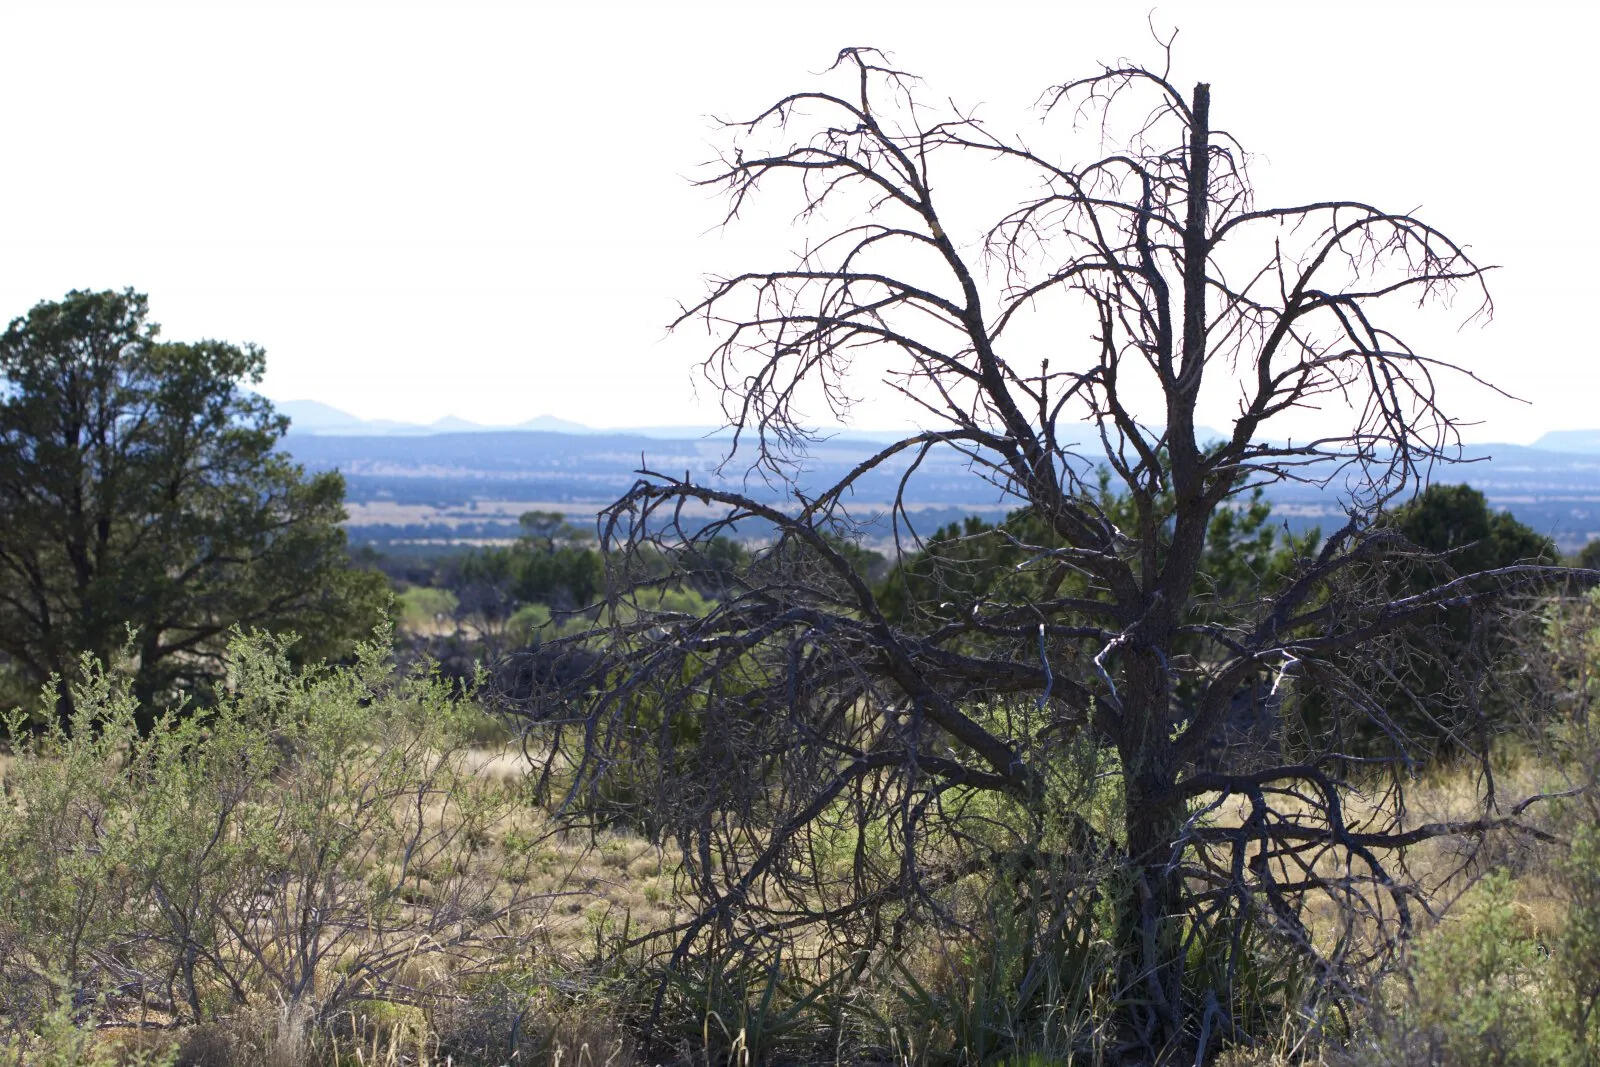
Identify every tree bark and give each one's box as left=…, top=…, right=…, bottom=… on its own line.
left=1116, top=658, right=1189, bottom=1059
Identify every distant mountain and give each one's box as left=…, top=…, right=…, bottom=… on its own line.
left=517, top=415, right=597, bottom=434
left=1533, top=429, right=1600, bottom=454
left=274, top=399, right=367, bottom=432
left=272, top=399, right=440, bottom=435
left=428, top=415, right=486, bottom=432
left=264, top=396, right=920, bottom=442
left=273, top=402, right=575, bottom=437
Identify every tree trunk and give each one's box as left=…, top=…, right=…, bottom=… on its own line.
left=1116, top=687, right=1189, bottom=1061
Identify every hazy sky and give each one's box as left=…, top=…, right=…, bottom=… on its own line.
left=1, top=0, right=1593, bottom=442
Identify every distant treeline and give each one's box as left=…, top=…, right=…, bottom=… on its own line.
left=347, top=506, right=1049, bottom=553
left=289, top=433, right=1600, bottom=552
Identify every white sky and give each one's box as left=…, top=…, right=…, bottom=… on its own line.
left=0, top=0, right=1593, bottom=443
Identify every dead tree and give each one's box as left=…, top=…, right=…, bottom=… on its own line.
left=516, top=45, right=1572, bottom=1061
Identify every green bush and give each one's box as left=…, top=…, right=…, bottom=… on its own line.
left=9, top=993, right=177, bottom=1067
left=0, top=629, right=549, bottom=1058
left=1400, top=870, right=1570, bottom=1066
left=396, top=586, right=459, bottom=630
left=1555, top=816, right=1600, bottom=1055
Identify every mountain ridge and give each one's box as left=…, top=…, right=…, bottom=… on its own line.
left=269, top=398, right=916, bottom=443
left=275, top=398, right=1600, bottom=455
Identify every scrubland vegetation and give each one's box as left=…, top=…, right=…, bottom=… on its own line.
left=3, top=595, right=1600, bottom=1065
left=11, top=39, right=1600, bottom=1067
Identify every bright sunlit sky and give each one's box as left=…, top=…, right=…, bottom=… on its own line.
left=1, top=0, right=1594, bottom=443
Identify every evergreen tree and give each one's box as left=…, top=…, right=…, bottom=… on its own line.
left=0, top=289, right=386, bottom=727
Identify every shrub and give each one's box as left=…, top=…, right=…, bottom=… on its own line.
left=1397, top=870, right=1570, bottom=1066
left=0, top=629, right=556, bottom=1057
left=396, top=586, right=460, bottom=631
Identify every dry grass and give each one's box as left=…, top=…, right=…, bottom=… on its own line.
left=344, top=499, right=609, bottom=531
left=367, top=741, right=685, bottom=955
left=460, top=744, right=531, bottom=785
left=1399, top=749, right=1572, bottom=931
left=7, top=725, right=1580, bottom=1066
left=1195, top=743, right=1576, bottom=972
